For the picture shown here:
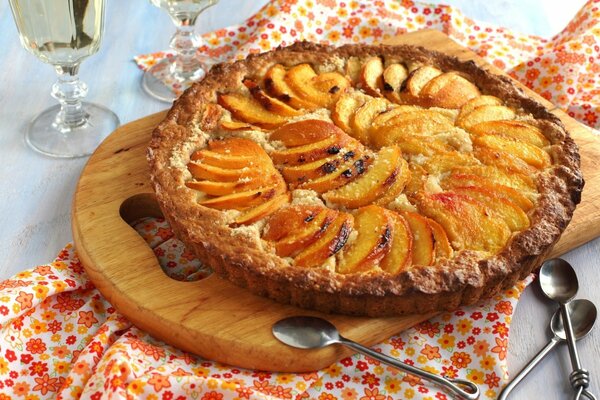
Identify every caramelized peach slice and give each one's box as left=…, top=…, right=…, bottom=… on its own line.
left=207, top=137, right=267, bottom=157
left=456, top=104, right=516, bottom=129
left=332, top=91, right=368, bottom=134
left=371, top=105, right=424, bottom=130
left=300, top=153, right=371, bottom=193
left=187, top=162, right=266, bottom=182
left=264, top=64, right=317, bottom=110
left=281, top=143, right=362, bottom=186
left=269, top=120, right=344, bottom=147
left=345, top=56, right=363, bottom=84
left=428, top=218, right=453, bottom=260
left=453, top=165, right=536, bottom=193
left=458, top=95, right=502, bottom=119
left=440, top=172, right=534, bottom=211
left=419, top=72, right=480, bottom=109
left=285, top=64, right=350, bottom=107
left=416, top=192, right=511, bottom=253
left=199, top=185, right=283, bottom=211
left=186, top=179, right=265, bottom=196
left=243, top=78, right=304, bottom=117
left=233, top=192, right=290, bottom=226
left=190, top=150, right=256, bottom=169
left=374, top=159, right=412, bottom=207
left=270, top=132, right=354, bottom=166
left=396, top=136, right=454, bottom=157
left=323, top=146, right=408, bottom=208
left=351, top=97, right=391, bottom=143
left=449, top=186, right=530, bottom=232
left=264, top=205, right=328, bottom=242
left=468, top=120, right=550, bottom=148
left=360, top=57, right=385, bottom=97
left=473, top=134, right=551, bottom=169
left=294, top=213, right=354, bottom=268
left=421, top=152, right=481, bottom=175
left=337, top=205, right=392, bottom=274
left=401, top=211, right=435, bottom=266
left=382, top=63, right=408, bottom=103
left=379, top=211, right=413, bottom=274
left=217, top=92, right=288, bottom=129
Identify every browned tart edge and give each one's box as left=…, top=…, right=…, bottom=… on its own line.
left=147, top=42, right=584, bottom=317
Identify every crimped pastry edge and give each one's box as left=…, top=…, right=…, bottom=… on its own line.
left=147, top=42, right=583, bottom=317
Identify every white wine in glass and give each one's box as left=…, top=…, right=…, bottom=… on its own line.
left=143, top=0, right=219, bottom=102
left=9, top=0, right=119, bottom=158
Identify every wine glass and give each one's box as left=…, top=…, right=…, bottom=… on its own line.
left=8, top=0, right=120, bottom=159
left=143, top=0, right=219, bottom=102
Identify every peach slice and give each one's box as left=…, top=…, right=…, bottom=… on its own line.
left=458, top=95, right=502, bottom=119
left=473, top=146, right=536, bottom=177
left=199, top=185, right=283, bottom=211
left=382, top=63, right=409, bottom=103
left=351, top=97, right=392, bottom=143
left=264, top=64, right=318, bottom=110
left=281, top=143, right=362, bottom=186
left=323, top=145, right=408, bottom=208
left=449, top=186, right=530, bottom=232
left=401, top=211, right=435, bottom=266
left=379, top=211, right=413, bottom=273
left=285, top=64, right=350, bottom=107
left=294, top=213, right=354, bottom=268
left=207, top=137, right=267, bottom=157
left=421, top=152, right=481, bottom=175
left=416, top=192, right=511, bottom=253
left=269, top=119, right=344, bottom=147
left=345, top=56, right=363, bottom=84
left=270, top=133, right=354, bottom=166
left=233, top=192, right=291, bottom=226
left=440, top=172, right=534, bottom=211
left=403, top=65, right=443, bottom=98
left=370, top=105, right=424, bottom=130
left=190, top=150, right=256, bottom=169
left=243, top=78, right=304, bottom=117
left=299, top=153, right=372, bottom=193
left=187, top=162, right=266, bottom=182
left=396, top=136, right=454, bottom=157
left=428, top=218, right=453, bottom=260
left=360, top=57, right=385, bottom=97
left=419, top=72, right=480, bottom=109
left=452, top=165, right=536, bottom=193
left=369, top=110, right=454, bottom=148
left=219, top=120, right=264, bottom=132
left=374, top=159, right=412, bottom=207
left=186, top=180, right=260, bottom=196
left=405, top=164, right=428, bottom=199
left=456, top=104, right=516, bottom=129
left=332, top=91, right=368, bottom=134
left=217, top=92, right=288, bottom=129
left=468, top=120, right=550, bottom=148
left=264, top=205, right=327, bottom=241
left=337, top=205, right=393, bottom=274
left=472, top=134, right=551, bottom=169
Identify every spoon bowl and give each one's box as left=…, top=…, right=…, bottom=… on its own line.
left=539, top=258, right=579, bottom=303
left=551, top=298, right=597, bottom=340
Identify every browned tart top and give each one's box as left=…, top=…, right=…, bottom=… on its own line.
left=147, top=42, right=583, bottom=316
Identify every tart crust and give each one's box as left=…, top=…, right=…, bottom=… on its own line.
left=148, top=42, right=583, bottom=316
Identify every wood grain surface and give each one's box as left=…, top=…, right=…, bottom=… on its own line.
left=72, top=30, right=600, bottom=373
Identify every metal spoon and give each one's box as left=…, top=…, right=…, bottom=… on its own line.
left=272, top=316, right=480, bottom=400
left=498, top=299, right=597, bottom=400
left=539, top=258, right=596, bottom=400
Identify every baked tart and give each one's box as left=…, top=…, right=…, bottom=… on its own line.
left=148, top=42, right=583, bottom=316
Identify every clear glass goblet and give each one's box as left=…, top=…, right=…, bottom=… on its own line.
left=143, top=0, right=220, bottom=102
left=8, top=0, right=120, bottom=158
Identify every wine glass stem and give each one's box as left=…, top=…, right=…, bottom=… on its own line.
left=52, top=65, right=89, bottom=131
left=169, top=25, right=203, bottom=81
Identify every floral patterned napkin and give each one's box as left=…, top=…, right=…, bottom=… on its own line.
left=0, top=217, right=530, bottom=399
left=1, top=0, right=598, bottom=399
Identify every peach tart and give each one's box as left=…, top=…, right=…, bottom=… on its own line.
left=148, top=42, right=583, bottom=316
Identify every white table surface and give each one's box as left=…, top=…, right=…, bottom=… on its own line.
left=0, top=1, right=598, bottom=399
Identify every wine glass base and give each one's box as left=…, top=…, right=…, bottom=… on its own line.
left=142, top=56, right=208, bottom=103
left=26, top=103, right=120, bottom=158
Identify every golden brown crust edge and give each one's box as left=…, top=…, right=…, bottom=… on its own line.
left=147, top=41, right=583, bottom=317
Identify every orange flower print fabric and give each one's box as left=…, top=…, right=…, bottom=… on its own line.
left=0, top=217, right=531, bottom=399
left=135, top=0, right=600, bottom=131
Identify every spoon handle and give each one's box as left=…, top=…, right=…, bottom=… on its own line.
left=562, top=304, right=582, bottom=370
left=497, top=337, right=560, bottom=400
left=338, top=335, right=480, bottom=400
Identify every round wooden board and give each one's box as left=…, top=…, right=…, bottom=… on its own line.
left=71, top=112, right=434, bottom=372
